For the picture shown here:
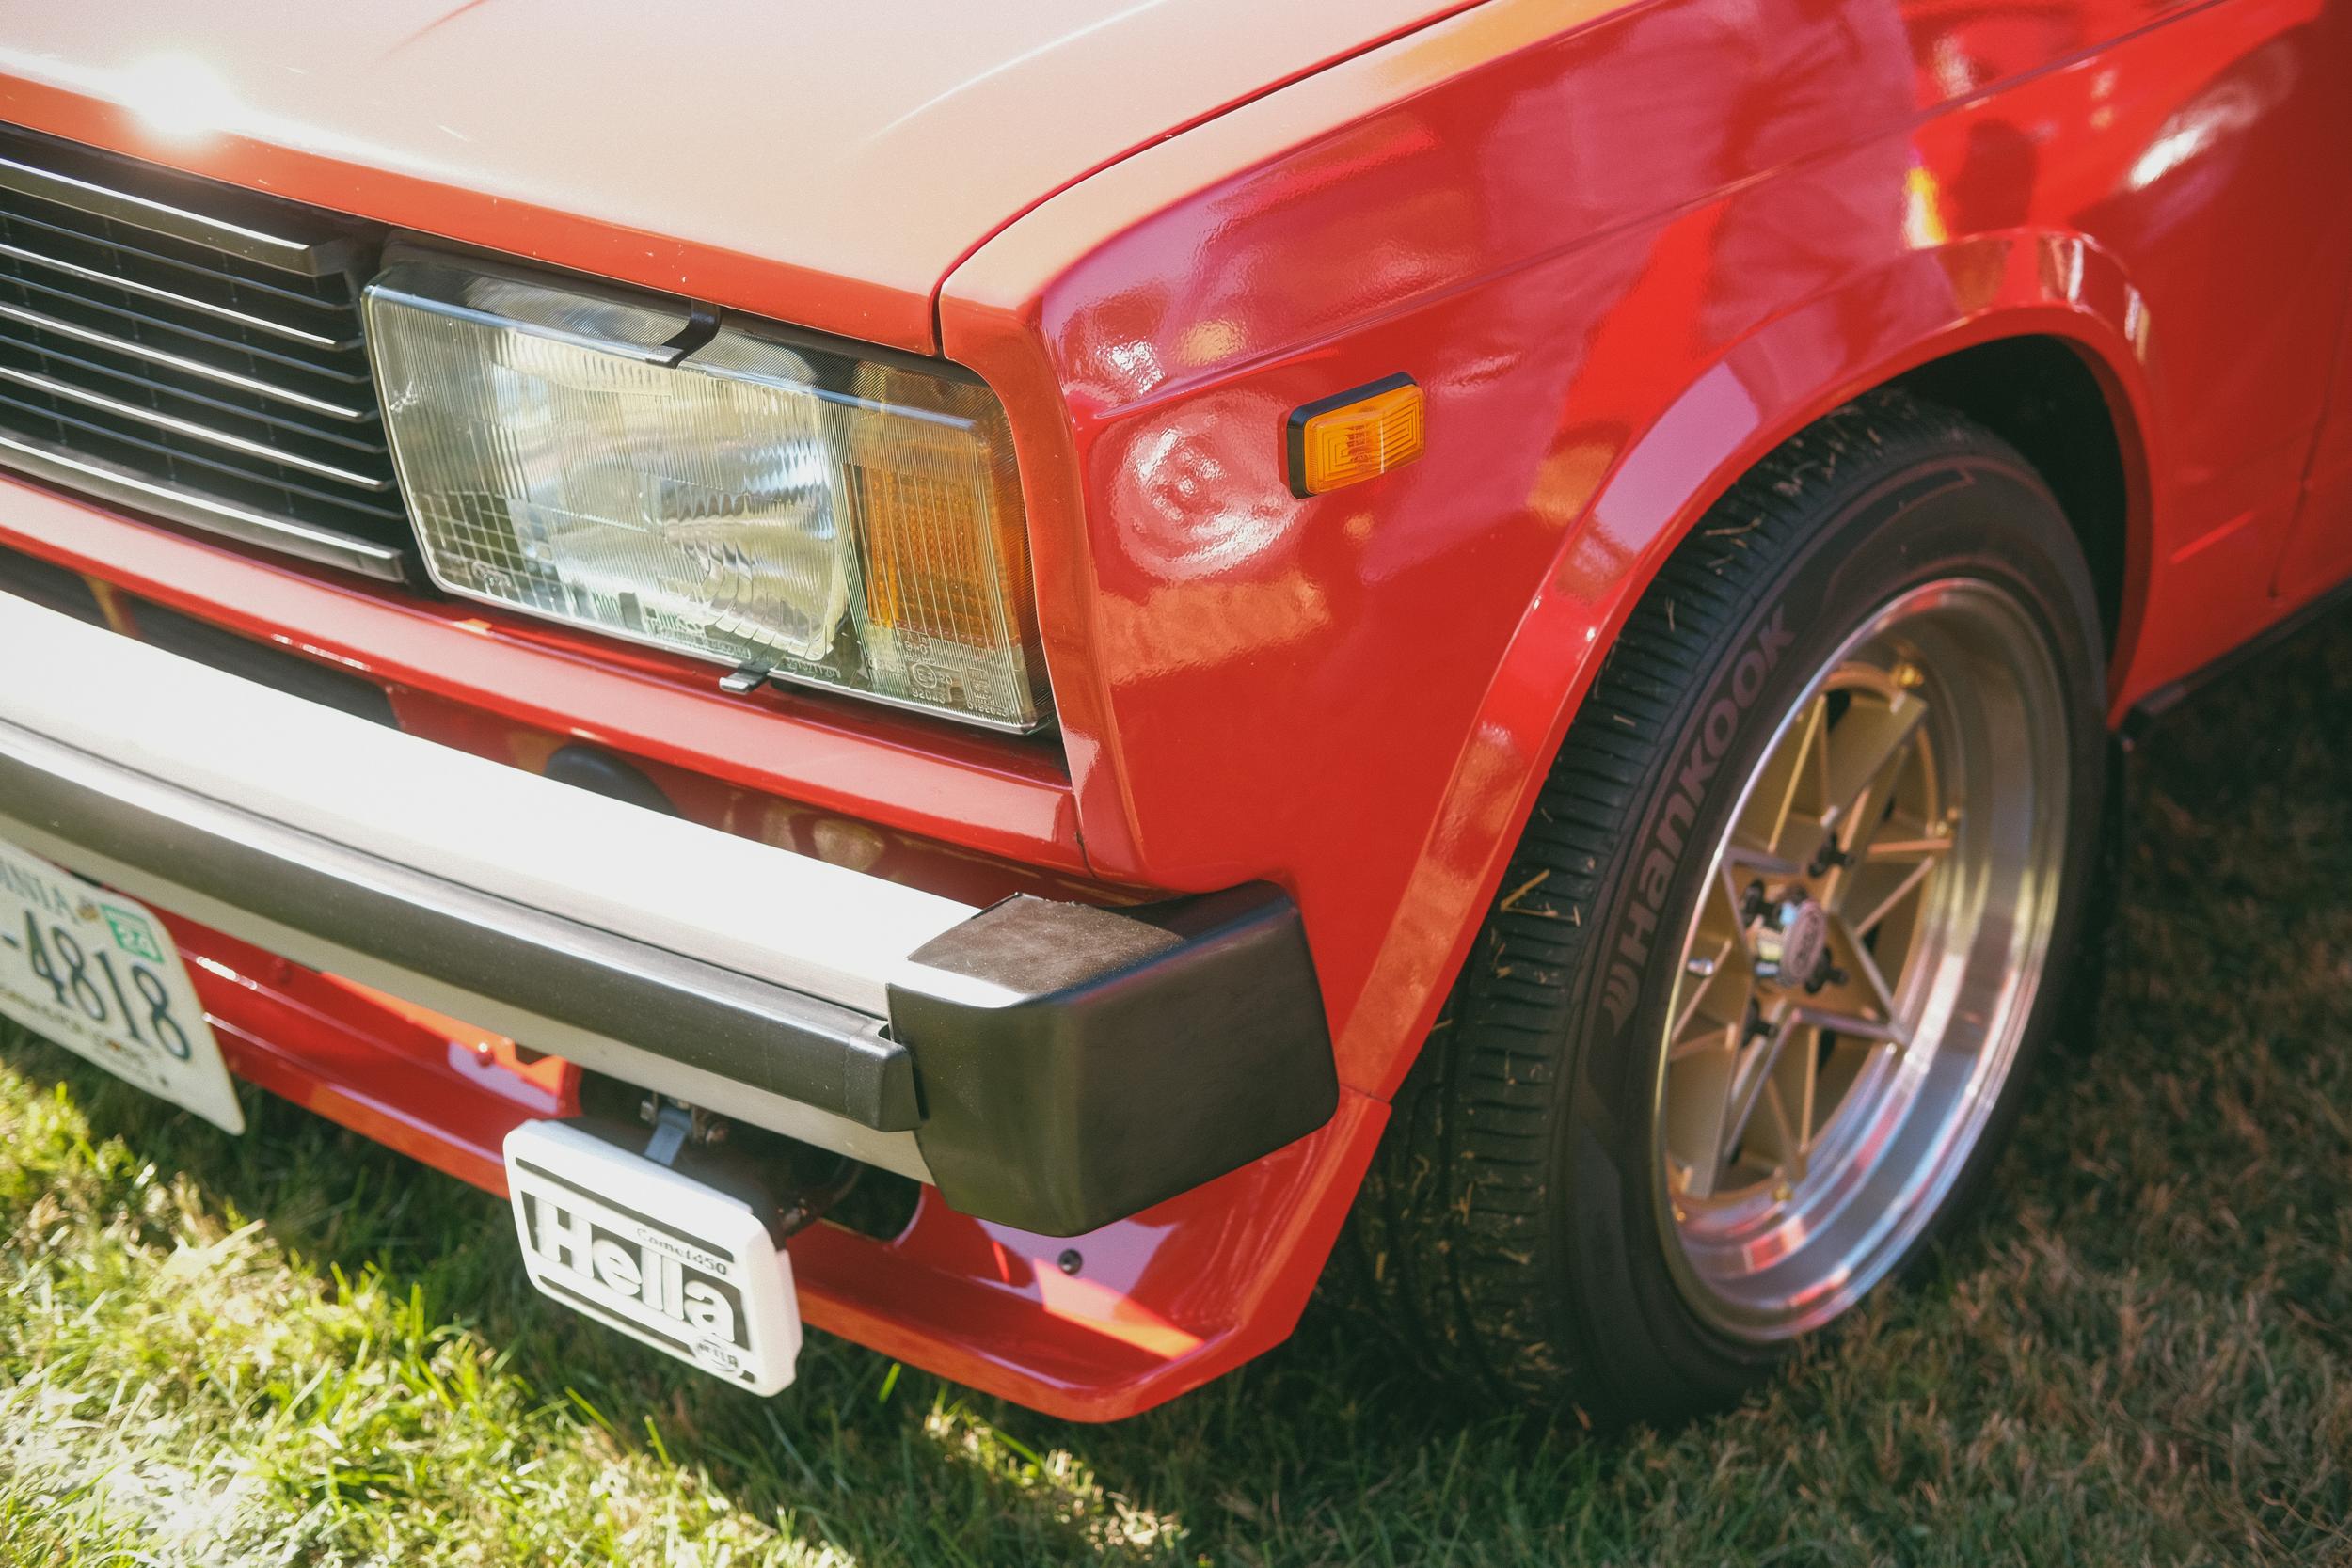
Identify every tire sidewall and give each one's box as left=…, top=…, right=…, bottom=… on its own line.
left=1552, top=451, right=2107, bottom=1418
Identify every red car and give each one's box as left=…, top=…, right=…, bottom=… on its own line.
left=0, top=0, right=2344, bottom=1425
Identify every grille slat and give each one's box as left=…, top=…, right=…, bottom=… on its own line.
left=0, top=386, right=407, bottom=527
left=0, top=363, right=391, bottom=490
left=0, top=150, right=354, bottom=276
left=0, top=335, right=389, bottom=453
left=0, top=199, right=356, bottom=316
left=0, top=266, right=374, bottom=382
left=0, top=297, right=375, bottom=420
left=0, top=238, right=361, bottom=349
left=0, top=126, right=408, bottom=580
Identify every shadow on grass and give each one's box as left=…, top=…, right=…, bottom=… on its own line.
left=8, top=610, right=2352, bottom=1565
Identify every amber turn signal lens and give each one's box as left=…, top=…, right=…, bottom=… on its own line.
left=1287, top=373, right=1424, bottom=497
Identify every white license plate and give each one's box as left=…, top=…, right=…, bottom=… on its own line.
left=504, top=1120, right=803, bottom=1395
left=0, top=834, right=243, bottom=1134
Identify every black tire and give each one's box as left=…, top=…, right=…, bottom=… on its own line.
left=1350, top=388, right=2107, bottom=1425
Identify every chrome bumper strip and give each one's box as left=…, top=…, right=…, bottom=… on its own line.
left=0, top=592, right=980, bottom=1177
left=0, top=723, right=921, bottom=1131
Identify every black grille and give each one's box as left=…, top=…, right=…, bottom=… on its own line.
left=0, top=127, right=407, bottom=580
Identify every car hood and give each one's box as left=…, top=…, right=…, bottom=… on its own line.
left=0, top=0, right=1475, bottom=350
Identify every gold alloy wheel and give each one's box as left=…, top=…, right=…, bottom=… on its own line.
left=1652, top=578, right=2072, bottom=1342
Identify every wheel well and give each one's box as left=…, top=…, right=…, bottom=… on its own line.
left=1891, top=338, right=2131, bottom=653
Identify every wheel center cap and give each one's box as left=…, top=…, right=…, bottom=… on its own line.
left=1756, top=894, right=1831, bottom=987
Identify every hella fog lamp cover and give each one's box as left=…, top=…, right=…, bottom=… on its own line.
left=363, top=256, right=1045, bottom=731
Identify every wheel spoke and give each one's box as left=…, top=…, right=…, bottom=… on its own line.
left=1865, top=826, right=1952, bottom=861
left=1849, top=856, right=1936, bottom=937
left=1668, top=1044, right=1740, bottom=1199
left=1836, top=768, right=1907, bottom=868
left=1722, top=846, right=1804, bottom=887
left=1733, top=694, right=1826, bottom=858
left=1793, top=1003, right=1905, bottom=1046
left=1715, top=1012, right=1805, bottom=1174
left=1672, top=869, right=1760, bottom=1049
left=1836, top=914, right=1901, bottom=1016
left=1671, top=936, right=1741, bottom=1043
left=1763, top=1079, right=1809, bottom=1183
left=1763, top=1009, right=1824, bottom=1162
left=1668, top=1018, right=1742, bottom=1063
left=1795, top=1034, right=1819, bottom=1150
left=1819, top=692, right=1928, bottom=846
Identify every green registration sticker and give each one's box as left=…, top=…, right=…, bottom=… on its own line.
left=99, top=904, right=167, bottom=964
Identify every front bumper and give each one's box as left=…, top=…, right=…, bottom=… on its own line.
left=0, top=590, right=1338, bottom=1236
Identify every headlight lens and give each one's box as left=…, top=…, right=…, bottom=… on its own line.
left=363, top=257, right=1046, bottom=731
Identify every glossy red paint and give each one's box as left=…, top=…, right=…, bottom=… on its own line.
left=2277, top=297, right=2352, bottom=602
left=1, top=0, right=2347, bottom=1418
left=946, top=0, right=2352, bottom=1104
left=174, top=917, right=577, bottom=1194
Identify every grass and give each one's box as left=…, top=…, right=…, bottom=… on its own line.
left=8, top=619, right=2352, bottom=1567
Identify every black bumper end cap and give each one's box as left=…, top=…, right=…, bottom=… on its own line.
left=887, top=883, right=1340, bottom=1237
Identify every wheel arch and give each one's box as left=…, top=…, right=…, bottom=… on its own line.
left=1566, top=239, right=2158, bottom=712
left=1354, top=231, right=2159, bottom=1102
left=1889, top=335, right=2143, bottom=672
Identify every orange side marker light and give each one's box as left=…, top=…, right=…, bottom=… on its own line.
left=1287, top=373, right=1425, bottom=498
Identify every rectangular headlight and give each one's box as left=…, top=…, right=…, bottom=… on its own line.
left=363, top=256, right=1047, bottom=731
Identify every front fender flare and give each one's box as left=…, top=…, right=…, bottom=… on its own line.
left=1344, top=230, right=2158, bottom=1100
